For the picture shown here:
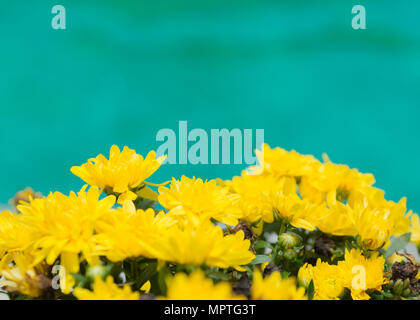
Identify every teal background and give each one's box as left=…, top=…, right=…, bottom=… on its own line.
left=0, top=1, right=419, bottom=212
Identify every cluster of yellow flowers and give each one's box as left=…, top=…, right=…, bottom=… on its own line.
left=1, top=144, right=419, bottom=300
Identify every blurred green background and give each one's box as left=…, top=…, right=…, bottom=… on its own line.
left=0, top=1, right=419, bottom=212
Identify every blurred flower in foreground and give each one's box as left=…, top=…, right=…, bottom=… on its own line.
left=162, top=270, right=244, bottom=300
left=251, top=269, right=306, bottom=300
left=74, top=275, right=139, bottom=300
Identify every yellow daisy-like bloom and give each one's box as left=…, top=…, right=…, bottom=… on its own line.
left=0, top=252, right=49, bottom=298
left=158, top=176, right=241, bottom=226
left=410, top=214, right=420, bottom=245
left=311, top=259, right=344, bottom=300
left=300, top=154, right=375, bottom=203
left=313, top=200, right=356, bottom=236
left=74, top=275, right=139, bottom=300
left=347, top=191, right=411, bottom=250
left=93, top=201, right=177, bottom=262
left=71, top=145, right=166, bottom=204
left=150, top=219, right=255, bottom=271
left=337, top=249, right=386, bottom=300
left=0, top=210, right=36, bottom=258
left=315, top=189, right=410, bottom=249
left=269, top=177, right=322, bottom=231
left=251, top=270, right=306, bottom=300
left=162, top=270, right=244, bottom=300
left=226, top=173, right=283, bottom=223
left=17, top=186, right=116, bottom=293
left=249, top=143, right=321, bottom=178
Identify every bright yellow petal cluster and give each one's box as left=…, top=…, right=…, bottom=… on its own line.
left=225, top=173, right=280, bottom=223
left=93, top=201, right=176, bottom=261
left=337, top=249, right=386, bottom=300
left=251, top=270, right=306, bottom=300
left=162, top=270, right=244, bottom=300
left=1, top=144, right=417, bottom=300
left=16, top=186, right=116, bottom=293
left=74, top=275, right=139, bottom=300
left=298, top=249, right=386, bottom=300
left=71, top=145, right=166, bottom=204
left=158, top=176, right=241, bottom=226
left=0, top=210, right=36, bottom=257
left=0, top=252, right=48, bottom=298
left=93, top=200, right=254, bottom=270
left=250, top=143, right=321, bottom=178
left=245, top=144, right=411, bottom=249
left=300, top=154, right=375, bottom=203
left=149, top=219, right=255, bottom=270
left=410, top=214, right=420, bottom=245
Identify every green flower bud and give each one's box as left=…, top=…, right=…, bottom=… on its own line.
left=403, top=278, right=410, bottom=290
left=402, top=288, right=411, bottom=297
left=277, top=232, right=302, bottom=249
left=393, top=279, right=404, bottom=296
left=283, top=249, right=298, bottom=261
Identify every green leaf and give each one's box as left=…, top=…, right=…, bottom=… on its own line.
left=384, top=233, right=411, bottom=258
left=158, top=265, right=168, bottom=296
left=135, top=261, right=158, bottom=289
left=71, top=273, right=88, bottom=287
left=307, top=280, right=315, bottom=300
left=137, top=186, right=159, bottom=201
left=253, top=240, right=273, bottom=250
left=206, top=270, right=230, bottom=281
left=249, top=255, right=271, bottom=265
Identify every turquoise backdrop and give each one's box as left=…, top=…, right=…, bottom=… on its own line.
left=0, top=1, right=419, bottom=212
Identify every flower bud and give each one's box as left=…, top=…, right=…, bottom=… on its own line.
left=403, top=278, right=410, bottom=290
left=283, top=249, right=298, bottom=261
left=277, top=232, right=302, bottom=249
left=402, top=288, right=411, bottom=297
left=298, top=263, right=314, bottom=289
left=392, top=279, right=404, bottom=296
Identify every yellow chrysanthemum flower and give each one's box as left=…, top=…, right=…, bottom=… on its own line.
left=74, top=275, right=139, bottom=300
left=149, top=219, right=255, bottom=271
left=315, top=189, right=410, bottom=249
left=0, top=210, right=36, bottom=258
left=300, top=154, right=375, bottom=203
left=269, top=177, right=323, bottom=231
left=0, top=252, right=49, bottom=298
left=410, top=214, right=420, bottom=245
left=162, top=270, right=244, bottom=300
left=17, top=186, right=116, bottom=293
left=158, top=176, right=241, bottom=226
left=311, top=259, right=344, bottom=300
left=226, top=173, right=283, bottom=223
left=71, top=145, right=166, bottom=204
left=337, top=249, right=387, bottom=300
left=249, top=143, right=321, bottom=178
left=347, top=191, right=411, bottom=250
left=93, top=201, right=176, bottom=262
left=313, top=200, right=356, bottom=236
left=251, top=270, right=306, bottom=300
